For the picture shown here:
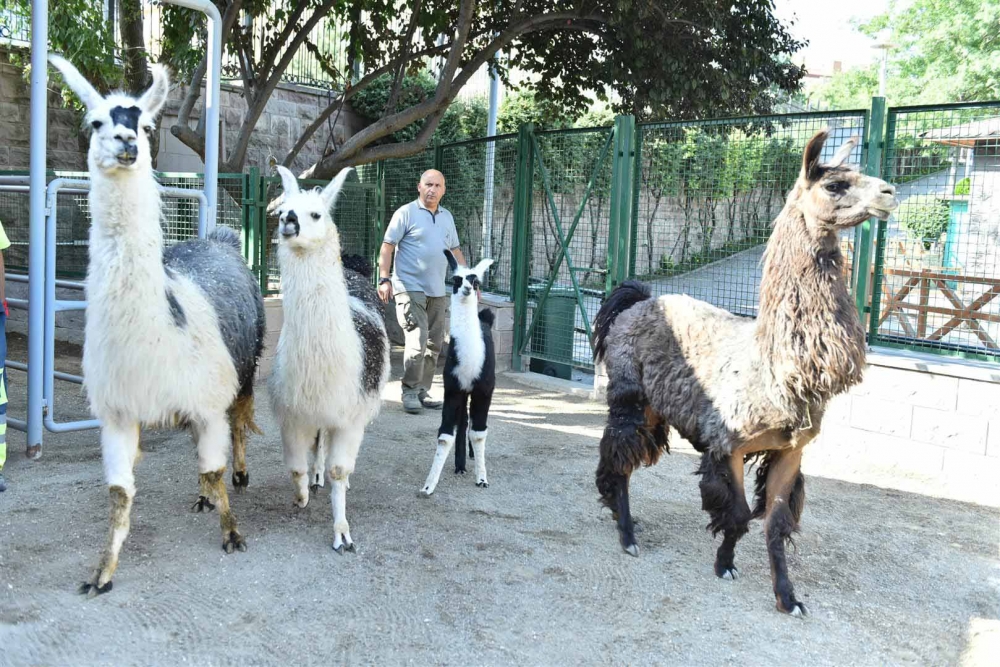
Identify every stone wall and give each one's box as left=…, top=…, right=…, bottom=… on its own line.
left=0, top=47, right=367, bottom=175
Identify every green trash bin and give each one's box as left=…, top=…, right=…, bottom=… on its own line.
left=527, top=285, right=576, bottom=380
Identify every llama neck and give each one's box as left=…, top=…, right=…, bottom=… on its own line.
left=755, top=206, right=866, bottom=409
left=87, top=170, right=167, bottom=301
left=450, top=295, right=485, bottom=389
left=280, top=238, right=350, bottom=323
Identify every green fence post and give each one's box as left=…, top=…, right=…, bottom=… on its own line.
left=511, top=123, right=535, bottom=372
left=854, top=97, right=886, bottom=325
left=244, top=166, right=264, bottom=292
left=372, top=159, right=386, bottom=270
left=434, top=143, right=444, bottom=173
left=607, top=115, right=637, bottom=290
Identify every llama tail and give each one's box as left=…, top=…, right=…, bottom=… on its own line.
left=477, top=308, right=495, bottom=328
left=207, top=225, right=242, bottom=251
left=342, top=254, right=373, bottom=278
left=593, top=280, right=651, bottom=363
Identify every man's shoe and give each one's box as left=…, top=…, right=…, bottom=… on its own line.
left=419, top=390, right=443, bottom=409
left=0, top=473, right=7, bottom=493
left=402, top=393, right=423, bottom=414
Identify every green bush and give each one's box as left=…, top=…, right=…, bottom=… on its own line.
left=954, top=177, right=971, bottom=196
left=898, top=199, right=950, bottom=249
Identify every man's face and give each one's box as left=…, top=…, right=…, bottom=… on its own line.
left=417, top=172, right=446, bottom=207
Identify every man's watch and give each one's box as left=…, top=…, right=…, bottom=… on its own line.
left=379, top=277, right=392, bottom=285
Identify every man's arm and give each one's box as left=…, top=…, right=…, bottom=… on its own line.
left=451, top=247, right=466, bottom=267
left=377, top=242, right=395, bottom=304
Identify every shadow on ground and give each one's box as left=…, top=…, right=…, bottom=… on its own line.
left=0, top=333, right=998, bottom=666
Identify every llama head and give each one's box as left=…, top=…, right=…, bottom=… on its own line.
left=445, top=250, right=493, bottom=303
left=795, top=129, right=898, bottom=234
left=49, top=55, right=169, bottom=176
left=274, top=166, right=353, bottom=253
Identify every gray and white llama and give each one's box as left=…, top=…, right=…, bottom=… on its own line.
left=420, top=250, right=496, bottom=496
left=593, top=130, right=898, bottom=615
left=269, top=166, right=389, bottom=553
left=49, top=56, right=266, bottom=596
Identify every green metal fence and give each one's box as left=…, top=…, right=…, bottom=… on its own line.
left=634, top=110, right=868, bottom=318
left=870, top=102, right=1000, bottom=362
left=438, top=135, right=519, bottom=296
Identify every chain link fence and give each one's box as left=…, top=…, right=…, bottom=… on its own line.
left=634, top=111, right=868, bottom=318
left=871, top=103, right=1000, bottom=361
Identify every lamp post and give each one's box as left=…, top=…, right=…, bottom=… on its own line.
left=871, top=29, right=895, bottom=98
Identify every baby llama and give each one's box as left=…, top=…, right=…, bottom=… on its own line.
left=421, top=250, right=496, bottom=496
left=49, top=56, right=266, bottom=596
left=269, top=165, right=389, bottom=553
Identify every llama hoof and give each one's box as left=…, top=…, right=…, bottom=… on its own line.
left=293, top=494, right=309, bottom=509
left=455, top=468, right=466, bottom=475
left=78, top=579, right=113, bottom=597
left=789, top=604, right=807, bottom=617
left=476, top=480, right=489, bottom=488
left=191, top=496, right=215, bottom=513
left=622, top=543, right=640, bottom=557
left=231, top=471, right=249, bottom=492
left=222, top=531, right=247, bottom=554
left=310, top=483, right=321, bottom=495
left=719, top=567, right=739, bottom=580
left=332, top=535, right=355, bottom=554
left=420, top=485, right=435, bottom=497
left=777, top=599, right=808, bottom=617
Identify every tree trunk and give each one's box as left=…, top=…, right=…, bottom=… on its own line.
left=119, top=0, right=160, bottom=167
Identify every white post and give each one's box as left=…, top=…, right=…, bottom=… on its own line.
left=481, top=63, right=500, bottom=260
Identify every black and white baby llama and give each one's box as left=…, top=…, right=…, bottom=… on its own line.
left=421, top=250, right=496, bottom=496
left=269, top=165, right=390, bottom=553
left=48, top=56, right=266, bottom=596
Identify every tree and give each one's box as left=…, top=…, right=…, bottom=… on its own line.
left=157, top=0, right=803, bottom=180
left=816, top=0, right=1000, bottom=108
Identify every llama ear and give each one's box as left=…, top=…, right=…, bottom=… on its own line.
left=320, top=167, right=354, bottom=212
left=472, top=257, right=494, bottom=280
left=276, top=166, right=300, bottom=197
left=444, top=249, right=458, bottom=272
left=802, top=129, right=829, bottom=183
left=49, top=54, right=104, bottom=111
left=827, top=135, right=859, bottom=168
left=138, top=64, right=170, bottom=118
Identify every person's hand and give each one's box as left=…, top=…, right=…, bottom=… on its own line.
left=378, top=281, right=393, bottom=304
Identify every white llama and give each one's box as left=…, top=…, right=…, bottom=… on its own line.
left=49, top=56, right=266, bottom=596
left=268, top=165, right=389, bottom=553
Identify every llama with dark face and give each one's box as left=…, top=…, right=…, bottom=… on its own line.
left=48, top=55, right=266, bottom=596
left=420, top=250, right=495, bottom=496
left=593, top=130, right=899, bottom=615
left=268, top=165, right=389, bottom=553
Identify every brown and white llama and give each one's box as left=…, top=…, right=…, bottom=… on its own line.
left=592, top=130, right=898, bottom=615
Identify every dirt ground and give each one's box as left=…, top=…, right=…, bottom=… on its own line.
left=1, top=334, right=998, bottom=666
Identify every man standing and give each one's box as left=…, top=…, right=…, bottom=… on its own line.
left=378, top=169, right=466, bottom=414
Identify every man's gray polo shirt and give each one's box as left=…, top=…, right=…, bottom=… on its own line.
left=384, top=199, right=459, bottom=298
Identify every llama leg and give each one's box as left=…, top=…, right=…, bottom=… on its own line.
left=328, top=423, right=365, bottom=553
left=698, top=452, right=752, bottom=580
left=758, top=448, right=807, bottom=616
left=454, top=396, right=469, bottom=475
left=469, top=386, right=493, bottom=488
left=80, top=421, right=141, bottom=596
left=309, top=430, right=328, bottom=492
left=228, top=392, right=260, bottom=492
left=420, top=431, right=455, bottom=496
left=195, top=413, right=246, bottom=554
left=282, top=421, right=315, bottom=508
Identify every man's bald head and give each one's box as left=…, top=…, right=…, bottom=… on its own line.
left=417, top=169, right=446, bottom=211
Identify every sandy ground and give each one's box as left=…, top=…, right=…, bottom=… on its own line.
left=1, top=334, right=998, bottom=667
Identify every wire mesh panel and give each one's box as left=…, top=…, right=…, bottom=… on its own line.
left=439, top=135, right=519, bottom=296
left=1, top=170, right=243, bottom=279
left=523, top=127, right=615, bottom=372
left=633, top=112, right=867, bottom=317
left=871, top=103, right=1000, bottom=361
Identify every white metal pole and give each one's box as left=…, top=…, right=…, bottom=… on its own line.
left=26, top=0, right=49, bottom=457
left=481, top=63, right=500, bottom=261
left=163, top=0, right=222, bottom=235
